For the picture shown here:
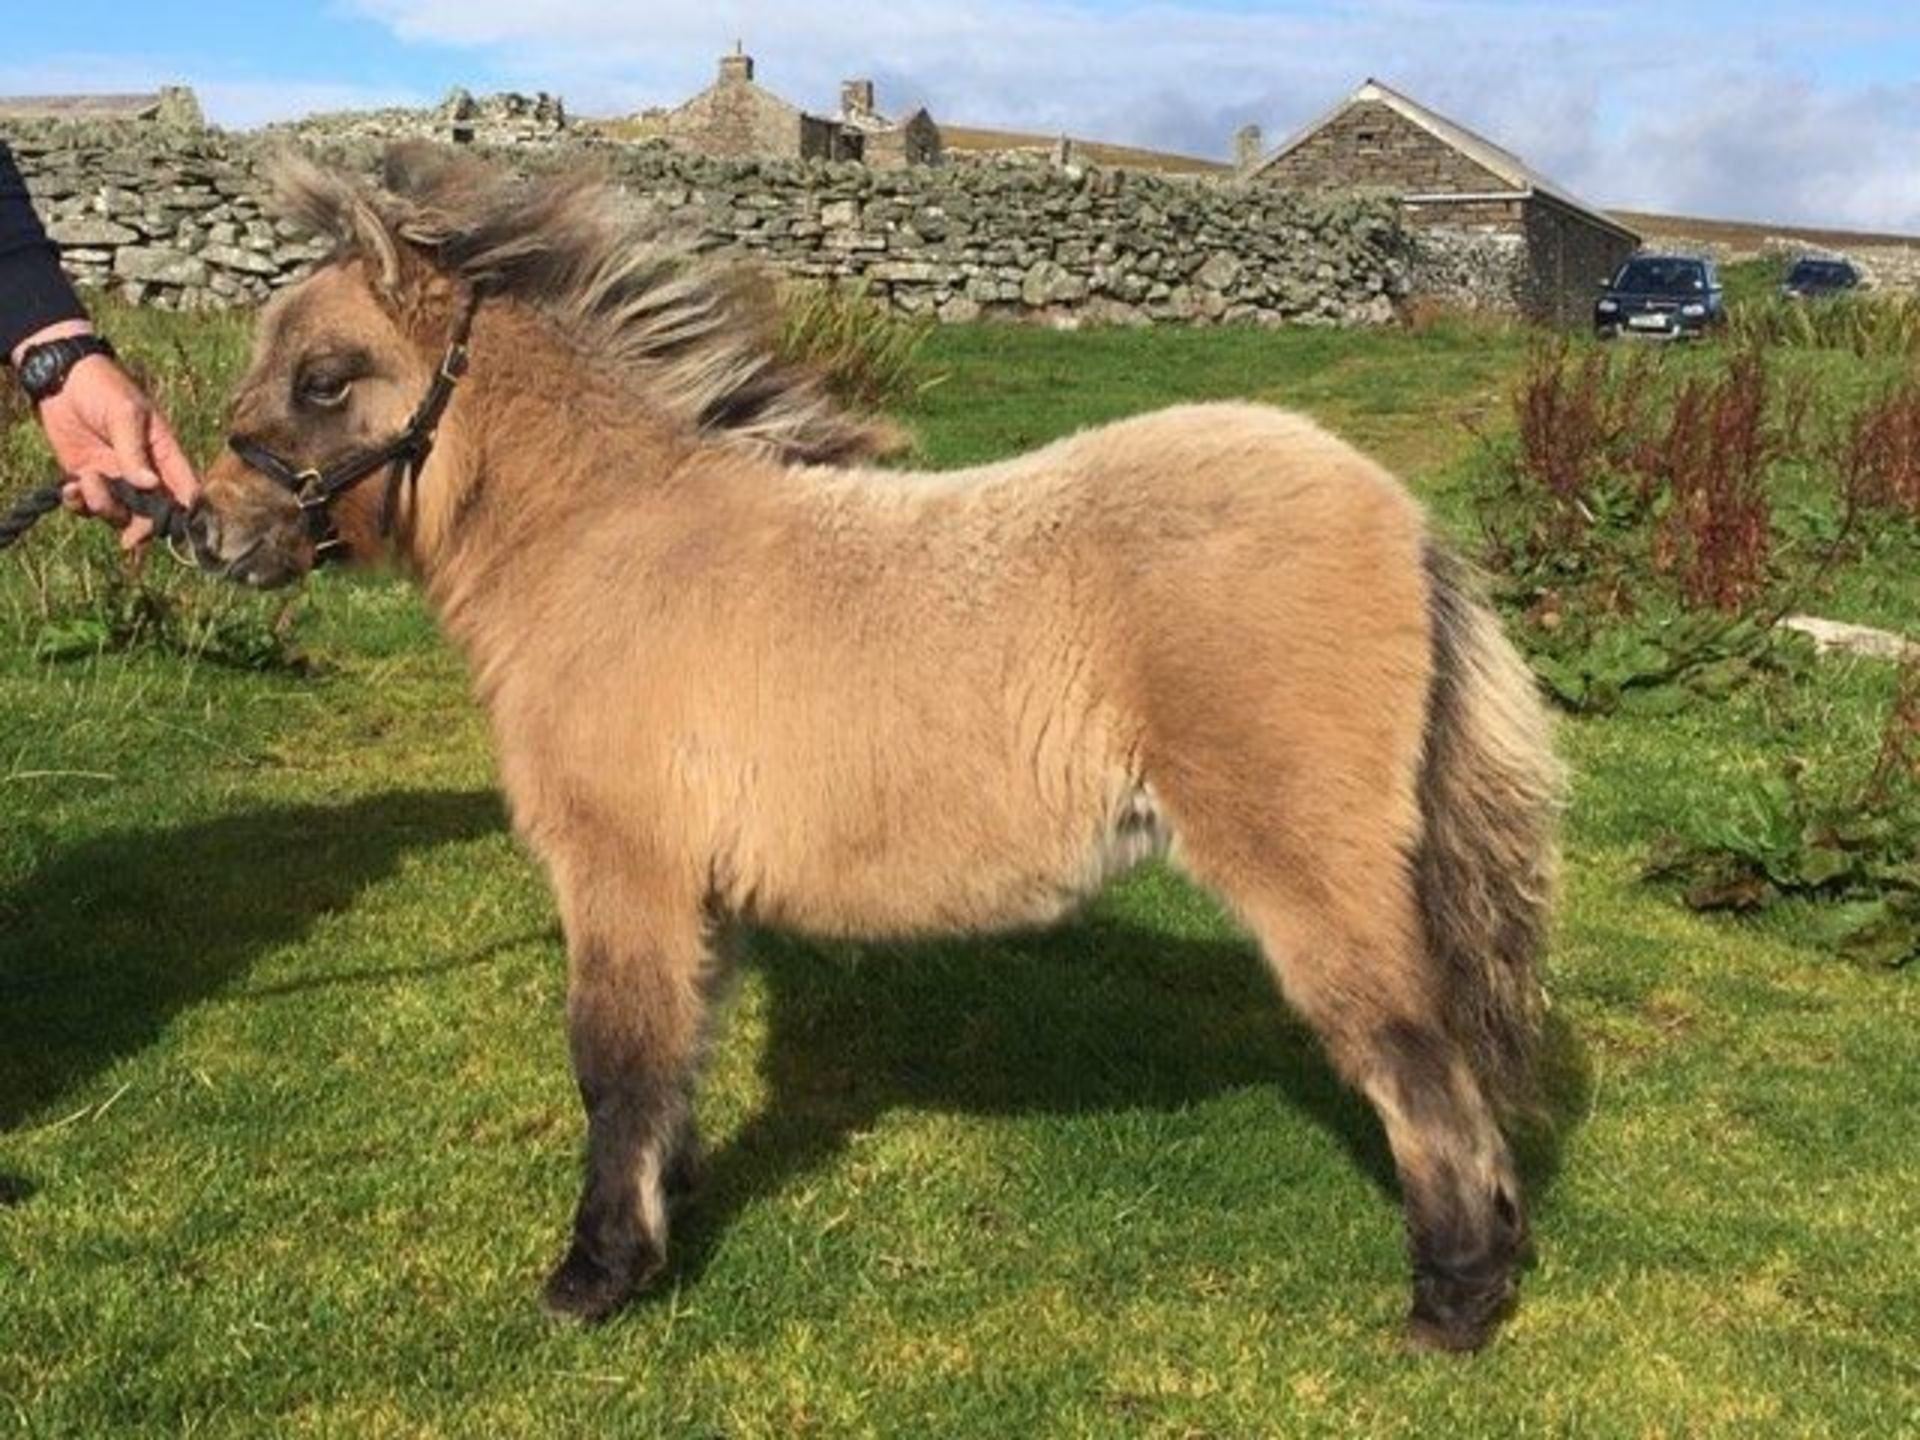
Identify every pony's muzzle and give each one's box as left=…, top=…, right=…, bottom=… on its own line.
left=184, top=493, right=309, bottom=589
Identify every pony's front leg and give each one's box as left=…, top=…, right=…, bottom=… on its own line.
left=542, top=889, right=714, bottom=1323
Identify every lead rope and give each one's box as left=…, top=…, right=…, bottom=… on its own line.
left=0, top=478, right=193, bottom=554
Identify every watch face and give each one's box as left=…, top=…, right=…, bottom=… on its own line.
left=19, top=345, right=64, bottom=397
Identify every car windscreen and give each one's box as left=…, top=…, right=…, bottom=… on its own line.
left=1613, top=259, right=1707, bottom=294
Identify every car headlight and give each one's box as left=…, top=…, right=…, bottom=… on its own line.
left=1597, top=299, right=1619, bottom=313
left=1682, top=303, right=1706, bottom=317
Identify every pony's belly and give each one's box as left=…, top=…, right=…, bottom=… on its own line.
left=760, top=781, right=1173, bottom=939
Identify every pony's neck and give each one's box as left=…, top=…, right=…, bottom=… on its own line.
left=406, top=299, right=705, bottom=652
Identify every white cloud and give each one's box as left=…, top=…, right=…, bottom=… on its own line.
left=1609, top=74, right=1920, bottom=234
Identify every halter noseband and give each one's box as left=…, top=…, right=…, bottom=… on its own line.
left=227, top=289, right=482, bottom=565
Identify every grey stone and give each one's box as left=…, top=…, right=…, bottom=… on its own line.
left=1021, top=259, right=1086, bottom=306
left=1194, top=251, right=1242, bottom=291
left=202, top=243, right=282, bottom=275
left=46, top=216, right=138, bottom=246
left=867, top=260, right=955, bottom=284
left=113, top=247, right=207, bottom=286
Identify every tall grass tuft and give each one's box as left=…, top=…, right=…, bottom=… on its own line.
left=1727, top=293, right=1920, bottom=359
left=776, top=280, right=937, bottom=413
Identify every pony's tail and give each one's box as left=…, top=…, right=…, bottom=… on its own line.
left=1415, top=541, right=1563, bottom=1124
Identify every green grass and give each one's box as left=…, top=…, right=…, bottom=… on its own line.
left=4, top=315, right=1919, bottom=1438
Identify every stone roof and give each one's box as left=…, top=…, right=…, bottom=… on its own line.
left=1252, top=78, right=1635, bottom=240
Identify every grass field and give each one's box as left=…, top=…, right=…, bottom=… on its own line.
left=3, top=311, right=1918, bottom=1437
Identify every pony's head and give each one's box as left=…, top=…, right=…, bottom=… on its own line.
left=196, top=145, right=897, bottom=587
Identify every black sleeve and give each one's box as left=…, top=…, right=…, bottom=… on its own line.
left=0, top=139, right=87, bottom=359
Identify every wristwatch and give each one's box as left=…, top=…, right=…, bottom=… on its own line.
left=14, top=335, right=117, bottom=403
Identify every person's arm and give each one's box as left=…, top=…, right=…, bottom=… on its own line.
left=2, top=140, right=198, bottom=548
left=0, top=140, right=88, bottom=356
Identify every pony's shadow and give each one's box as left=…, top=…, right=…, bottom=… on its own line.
left=0, top=788, right=509, bottom=1152
left=0, top=790, right=1591, bottom=1270
left=666, top=916, right=1591, bottom=1290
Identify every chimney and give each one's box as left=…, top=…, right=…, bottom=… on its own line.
left=1234, top=123, right=1263, bottom=174
left=841, top=79, right=875, bottom=117
left=719, top=43, right=754, bottom=84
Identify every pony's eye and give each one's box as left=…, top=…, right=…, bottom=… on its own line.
left=297, top=373, right=353, bottom=409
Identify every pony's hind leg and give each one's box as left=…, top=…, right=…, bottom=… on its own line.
left=1230, top=875, right=1526, bottom=1352
left=539, top=855, right=715, bottom=1323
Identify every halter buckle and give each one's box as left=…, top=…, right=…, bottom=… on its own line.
left=294, top=470, right=327, bottom=508
left=439, top=344, right=470, bottom=383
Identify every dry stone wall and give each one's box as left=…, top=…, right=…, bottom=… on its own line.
left=2, top=121, right=330, bottom=308
left=1, top=111, right=1418, bottom=326
left=589, top=149, right=1408, bottom=325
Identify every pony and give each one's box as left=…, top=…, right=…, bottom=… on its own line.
left=189, top=147, right=1561, bottom=1352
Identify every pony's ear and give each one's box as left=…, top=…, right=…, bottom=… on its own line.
left=266, top=150, right=403, bottom=295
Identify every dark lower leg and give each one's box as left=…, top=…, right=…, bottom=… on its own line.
left=1369, top=1022, right=1526, bottom=1352
left=543, top=935, right=706, bottom=1322
left=542, top=1075, right=687, bottom=1320
left=1404, top=1167, right=1525, bottom=1352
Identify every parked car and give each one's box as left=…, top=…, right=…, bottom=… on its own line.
left=1780, top=256, right=1861, bottom=300
left=1594, top=254, right=1724, bottom=340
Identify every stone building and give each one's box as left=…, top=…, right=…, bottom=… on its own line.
left=636, top=49, right=940, bottom=166
left=441, top=89, right=569, bottom=147
left=1246, top=78, right=1638, bottom=326
left=654, top=49, right=852, bottom=160
left=836, top=79, right=943, bottom=169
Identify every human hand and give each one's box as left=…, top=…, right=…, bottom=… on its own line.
left=16, top=321, right=201, bottom=551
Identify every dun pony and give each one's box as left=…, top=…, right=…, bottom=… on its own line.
left=192, top=147, right=1561, bottom=1352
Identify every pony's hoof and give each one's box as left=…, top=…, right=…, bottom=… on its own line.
left=1405, top=1271, right=1514, bottom=1354
left=1404, top=1310, right=1497, bottom=1354
left=541, top=1249, right=635, bottom=1323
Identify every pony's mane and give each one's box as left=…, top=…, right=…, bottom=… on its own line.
left=270, top=144, right=897, bottom=467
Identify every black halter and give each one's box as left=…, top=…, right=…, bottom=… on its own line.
left=227, top=289, right=482, bottom=565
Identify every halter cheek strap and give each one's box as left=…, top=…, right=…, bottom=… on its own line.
left=227, top=289, right=482, bottom=565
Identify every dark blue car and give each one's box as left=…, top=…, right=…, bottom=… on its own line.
left=1594, top=254, right=1724, bottom=340
left=1781, top=256, right=1861, bottom=300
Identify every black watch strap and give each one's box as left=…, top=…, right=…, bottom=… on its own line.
left=15, top=335, right=116, bottom=403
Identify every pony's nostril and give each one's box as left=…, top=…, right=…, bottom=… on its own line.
left=183, top=509, right=225, bottom=570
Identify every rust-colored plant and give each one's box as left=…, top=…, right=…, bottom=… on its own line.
left=1644, top=346, right=1775, bottom=612
left=1501, top=340, right=1665, bottom=585
left=1513, top=342, right=1658, bottom=511
left=1514, top=341, right=1610, bottom=512
left=1839, top=374, right=1920, bottom=520
left=1862, top=660, right=1920, bottom=813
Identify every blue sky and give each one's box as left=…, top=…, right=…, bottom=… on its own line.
left=7, top=1, right=1920, bottom=230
